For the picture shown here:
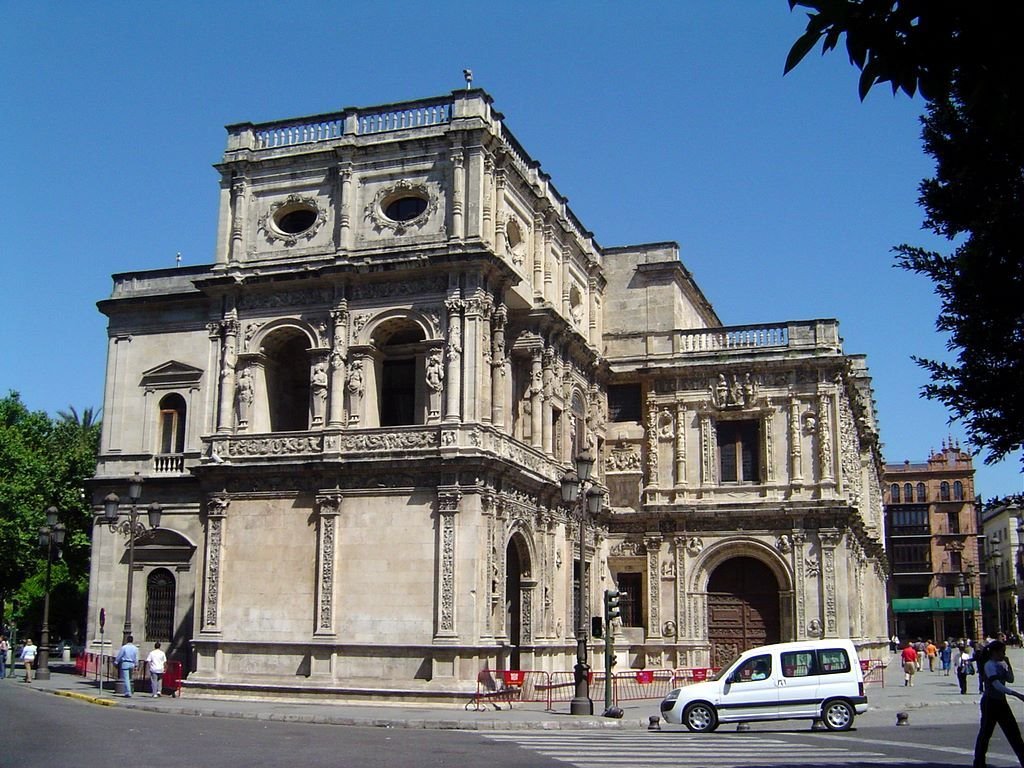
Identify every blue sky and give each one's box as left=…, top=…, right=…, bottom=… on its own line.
left=3, top=1, right=1020, bottom=497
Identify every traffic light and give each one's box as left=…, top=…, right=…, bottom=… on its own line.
left=604, top=589, right=622, bottom=623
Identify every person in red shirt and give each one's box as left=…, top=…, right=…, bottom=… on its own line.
left=902, top=641, right=919, bottom=686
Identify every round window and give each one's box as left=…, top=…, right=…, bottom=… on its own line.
left=384, top=196, right=428, bottom=222
left=274, top=205, right=318, bottom=235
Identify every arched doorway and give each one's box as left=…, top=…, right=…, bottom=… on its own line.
left=505, top=535, right=531, bottom=670
left=263, top=329, right=312, bottom=431
left=707, top=556, right=781, bottom=667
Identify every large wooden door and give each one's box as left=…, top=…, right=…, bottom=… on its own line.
left=707, top=557, right=780, bottom=668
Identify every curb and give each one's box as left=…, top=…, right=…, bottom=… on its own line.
left=53, top=690, right=117, bottom=707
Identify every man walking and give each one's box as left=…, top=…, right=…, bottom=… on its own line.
left=974, top=640, right=1024, bottom=768
left=146, top=642, right=166, bottom=697
left=114, top=635, right=139, bottom=697
left=901, top=641, right=919, bottom=687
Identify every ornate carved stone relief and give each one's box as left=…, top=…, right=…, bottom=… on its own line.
left=257, top=193, right=328, bottom=246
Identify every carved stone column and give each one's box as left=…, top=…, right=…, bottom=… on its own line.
left=818, top=529, right=841, bottom=637
left=645, top=400, right=658, bottom=488
left=229, top=176, right=247, bottom=264
left=482, top=155, right=494, bottom=246
left=789, top=396, right=803, bottom=485
left=792, top=530, right=807, bottom=639
left=672, top=536, right=686, bottom=640
left=490, top=305, right=508, bottom=429
left=530, top=349, right=543, bottom=450
left=762, top=408, right=775, bottom=483
left=645, top=537, right=663, bottom=640
left=315, top=493, right=342, bottom=636
left=450, top=149, right=465, bottom=241
left=216, top=315, right=239, bottom=434
left=818, top=392, right=835, bottom=486
left=444, top=297, right=464, bottom=422
left=463, top=293, right=485, bottom=423
left=542, top=220, right=554, bottom=303
left=201, top=495, right=229, bottom=634
left=700, top=412, right=714, bottom=486
left=328, top=306, right=348, bottom=428
left=541, top=347, right=555, bottom=457
left=435, top=489, right=462, bottom=642
left=532, top=211, right=545, bottom=300
left=337, top=164, right=353, bottom=251
left=494, top=166, right=507, bottom=259
left=674, top=402, right=687, bottom=486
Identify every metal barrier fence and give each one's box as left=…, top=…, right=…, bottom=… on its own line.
left=466, top=668, right=722, bottom=711
left=861, top=658, right=887, bottom=687
left=74, top=651, right=183, bottom=696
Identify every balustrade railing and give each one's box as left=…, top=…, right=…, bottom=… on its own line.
left=255, top=118, right=344, bottom=149
left=677, top=324, right=789, bottom=352
left=358, top=103, right=451, bottom=134
left=153, top=453, right=185, bottom=473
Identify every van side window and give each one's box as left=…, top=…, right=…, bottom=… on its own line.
left=734, top=654, right=772, bottom=682
left=817, top=648, right=851, bottom=674
left=781, top=650, right=816, bottom=677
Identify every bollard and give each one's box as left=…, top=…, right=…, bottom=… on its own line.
left=896, top=711, right=909, bottom=726
left=648, top=715, right=661, bottom=731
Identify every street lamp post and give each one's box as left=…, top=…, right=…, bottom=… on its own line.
left=991, top=549, right=1004, bottom=635
left=103, top=472, right=161, bottom=695
left=35, top=506, right=66, bottom=681
left=958, top=572, right=968, bottom=641
left=561, top=450, right=601, bottom=717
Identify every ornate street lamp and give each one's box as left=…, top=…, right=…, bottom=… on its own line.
left=990, top=549, right=1004, bottom=635
left=35, top=506, right=66, bottom=681
left=958, top=572, right=968, bottom=640
left=103, top=472, right=161, bottom=694
left=561, top=449, right=602, bottom=716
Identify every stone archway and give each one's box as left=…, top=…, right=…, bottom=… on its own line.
left=707, top=556, right=781, bottom=667
left=505, top=534, right=532, bottom=670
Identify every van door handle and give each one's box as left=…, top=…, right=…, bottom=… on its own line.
left=777, top=679, right=786, bottom=687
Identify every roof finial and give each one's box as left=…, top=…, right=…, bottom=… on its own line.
left=463, top=69, right=473, bottom=90
left=175, top=252, right=182, bottom=268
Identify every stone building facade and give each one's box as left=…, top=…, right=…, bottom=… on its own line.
left=86, top=90, right=889, bottom=697
left=884, top=442, right=981, bottom=641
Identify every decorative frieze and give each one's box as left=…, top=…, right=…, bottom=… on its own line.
left=238, top=287, right=333, bottom=310
left=226, top=435, right=323, bottom=457
left=202, top=495, right=229, bottom=631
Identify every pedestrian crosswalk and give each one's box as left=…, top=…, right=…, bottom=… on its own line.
left=480, top=731, right=921, bottom=767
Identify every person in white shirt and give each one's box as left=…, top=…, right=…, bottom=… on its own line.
left=20, top=639, right=37, bottom=683
left=146, top=642, right=167, bottom=698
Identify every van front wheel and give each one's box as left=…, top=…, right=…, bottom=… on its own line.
left=821, top=699, right=855, bottom=731
left=682, top=702, right=718, bottom=733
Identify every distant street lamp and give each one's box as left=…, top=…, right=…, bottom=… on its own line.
left=35, top=507, right=66, bottom=681
left=990, top=549, right=1004, bottom=634
left=103, top=472, right=161, bottom=694
left=561, top=449, right=602, bottom=717
left=958, top=572, right=969, bottom=640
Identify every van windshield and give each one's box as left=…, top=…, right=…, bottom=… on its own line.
left=712, top=657, right=739, bottom=681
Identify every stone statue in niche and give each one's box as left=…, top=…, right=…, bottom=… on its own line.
left=311, top=361, right=328, bottom=422
left=236, top=365, right=254, bottom=427
left=657, top=411, right=674, bottom=440
left=803, top=411, right=817, bottom=434
left=346, top=359, right=364, bottom=397
left=425, top=348, right=444, bottom=392
left=686, top=537, right=704, bottom=556
left=776, top=534, right=792, bottom=554
left=716, top=374, right=728, bottom=405
left=807, top=618, right=823, bottom=637
left=663, top=620, right=677, bottom=637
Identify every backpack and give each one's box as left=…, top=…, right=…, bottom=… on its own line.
left=974, top=645, right=991, bottom=685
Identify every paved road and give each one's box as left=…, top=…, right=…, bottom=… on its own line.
left=6, top=679, right=1024, bottom=768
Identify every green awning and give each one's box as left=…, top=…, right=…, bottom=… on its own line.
left=892, top=597, right=982, bottom=614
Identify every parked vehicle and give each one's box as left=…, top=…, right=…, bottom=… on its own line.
left=660, top=639, right=867, bottom=732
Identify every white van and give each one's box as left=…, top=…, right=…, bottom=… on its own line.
left=660, top=639, right=867, bottom=732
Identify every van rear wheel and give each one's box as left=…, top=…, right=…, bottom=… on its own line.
left=682, top=702, right=718, bottom=733
left=821, top=699, right=855, bottom=731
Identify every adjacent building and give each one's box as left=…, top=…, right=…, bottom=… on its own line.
left=884, top=441, right=981, bottom=641
left=86, top=90, right=889, bottom=699
left=981, top=500, right=1024, bottom=638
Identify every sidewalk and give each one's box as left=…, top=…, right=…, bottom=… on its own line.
left=5, top=650, right=1002, bottom=732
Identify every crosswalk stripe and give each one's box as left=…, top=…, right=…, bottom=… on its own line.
left=479, top=732, right=917, bottom=767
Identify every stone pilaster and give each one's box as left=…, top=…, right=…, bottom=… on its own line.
left=229, top=175, right=247, bottom=264
left=450, top=148, right=465, bottom=240
left=530, top=349, right=543, bottom=450
left=789, top=396, right=803, bottom=485
left=444, top=295, right=464, bottom=422
left=435, top=489, right=462, bottom=642
left=818, top=528, right=840, bottom=636
left=532, top=211, right=545, bottom=300
left=490, top=304, right=508, bottom=429
left=315, top=493, right=342, bottom=636
left=818, top=392, right=835, bottom=486
left=674, top=401, right=687, bottom=486
left=541, top=346, right=555, bottom=457
left=201, top=495, right=229, bottom=633
left=337, top=164, right=353, bottom=251
left=645, top=536, right=662, bottom=640
left=216, top=314, right=239, bottom=434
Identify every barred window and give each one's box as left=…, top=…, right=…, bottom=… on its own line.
left=145, top=568, right=176, bottom=642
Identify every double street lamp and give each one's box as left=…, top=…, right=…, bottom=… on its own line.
left=560, top=449, right=602, bottom=717
left=103, top=472, right=161, bottom=694
left=35, top=506, right=66, bottom=681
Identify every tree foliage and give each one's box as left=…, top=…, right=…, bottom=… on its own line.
left=0, top=393, right=100, bottom=640
left=786, top=1, right=1024, bottom=466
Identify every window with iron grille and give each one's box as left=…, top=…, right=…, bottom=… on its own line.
left=145, top=568, right=176, bottom=642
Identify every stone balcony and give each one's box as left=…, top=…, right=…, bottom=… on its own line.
left=604, top=319, right=843, bottom=368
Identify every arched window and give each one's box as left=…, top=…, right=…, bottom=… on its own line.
left=571, top=392, right=588, bottom=458
left=158, top=393, right=186, bottom=454
left=940, top=481, right=951, bottom=501
left=904, top=483, right=913, bottom=503
left=263, top=329, right=312, bottom=432
left=375, top=319, right=427, bottom=427
left=145, top=568, right=176, bottom=642
left=916, top=482, right=926, bottom=502
left=891, top=484, right=901, bottom=503
left=954, top=481, right=964, bottom=501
